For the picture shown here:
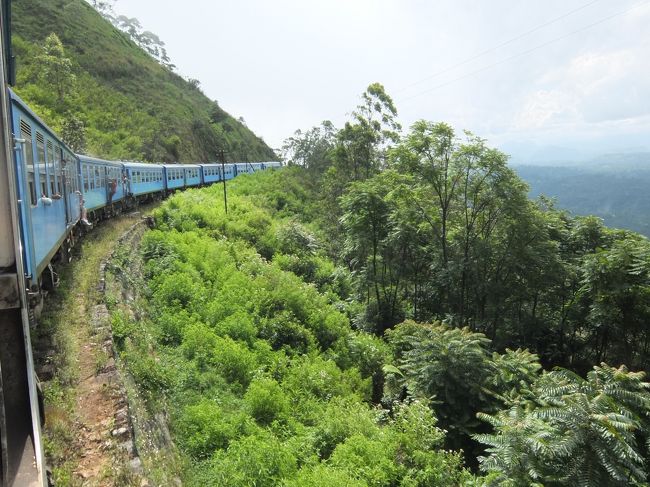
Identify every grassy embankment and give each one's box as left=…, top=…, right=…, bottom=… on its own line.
left=108, top=169, right=476, bottom=486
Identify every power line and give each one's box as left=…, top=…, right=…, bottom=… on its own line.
left=396, top=0, right=602, bottom=95
left=398, top=0, right=650, bottom=106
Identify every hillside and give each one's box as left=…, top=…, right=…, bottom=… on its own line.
left=514, top=153, right=650, bottom=237
left=10, top=0, right=276, bottom=162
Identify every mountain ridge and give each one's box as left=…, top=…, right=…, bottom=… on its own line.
left=11, top=0, right=276, bottom=162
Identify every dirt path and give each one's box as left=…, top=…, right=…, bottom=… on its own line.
left=34, top=212, right=150, bottom=486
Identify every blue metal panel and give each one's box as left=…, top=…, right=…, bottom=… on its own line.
left=78, top=156, right=125, bottom=211
left=124, top=162, right=164, bottom=196
left=223, top=163, right=235, bottom=180
left=184, top=165, right=201, bottom=187
left=9, top=92, right=77, bottom=278
left=199, top=164, right=222, bottom=184
left=163, top=164, right=184, bottom=190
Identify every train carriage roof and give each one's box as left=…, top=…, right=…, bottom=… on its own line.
left=122, top=162, right=164, bottom=170
left=77, top=155, right=124, bottom=168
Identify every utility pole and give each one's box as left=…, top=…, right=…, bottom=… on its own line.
left=218, top=148, right=227, bottom=214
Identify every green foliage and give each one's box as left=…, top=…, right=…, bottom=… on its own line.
left=210, top=336, right=258, bottom=388
left=244, top=377, right=290, bottom=426
left=175, top=399, right=252, bottom=459
left=476, top=364, right=650, bottom=486
left=191, top=432, right=298, bottom=487
left=37, top=32, right=75, bottom=108
left=131, top=172, right=475, bottom=485
left=385, top=321, right=493, bottom=450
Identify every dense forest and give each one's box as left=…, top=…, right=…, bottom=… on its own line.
left=515, top=155, right=650, bottom=238
left=101, top=83, right=650, bottom=486
left=10, top=0, right=275, bottom=161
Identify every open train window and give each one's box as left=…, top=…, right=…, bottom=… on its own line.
left=82, top=165, right=89, bottom=192
left=20, top=119, right=37, bottom=206
left=53, top=144, right=62, bottom=194
left=46, top=140, right=57, bottom=195
left=36, top=132, right=48, bottom=197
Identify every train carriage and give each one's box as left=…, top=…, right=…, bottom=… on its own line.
left=9, top=90, right=81, bottom=284
left=78, top=156, right=126, bottom=214
left=223, top=163, right=235, bottom=180
left=184, top=164, right=201, bottom=187
left=123, top=162, right=164, bottom=197
left=163, top=164, right=184, bottom=191
left=199, top=163, right=222, bottom=184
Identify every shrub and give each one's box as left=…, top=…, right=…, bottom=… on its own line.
left=329, top=434, right=400, bottom=487
left=282, top=355, right=370, bottom=402
left=111, top=310, right=136, bottom=349
left=211, top=336, right=258, bottom=387
left=258, top=311, right=317, bottom=355
left=285, top=464, right=367, bottom=487
left=181, top=321, right=219, bottom=370
left=244, top=377, right=290, bottom=426
left=193, top=432, right=298, bottom=487
left=175, top=399, right=252, bottom=459
left=313, top=397, right=380, bottom=459
left=213, top=311, right=257, bottom=345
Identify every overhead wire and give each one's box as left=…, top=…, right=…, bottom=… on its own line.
left=395, top=0, right=602, bottom=95
left=397, top=0, right=650, bottom=106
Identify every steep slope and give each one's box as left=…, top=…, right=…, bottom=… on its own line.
left=11, top=0, right=276, bottom=162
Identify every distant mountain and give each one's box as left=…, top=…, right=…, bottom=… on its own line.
left=11, top=0, right=276, bottom=162
left=513, top=153, right=650, bottom=237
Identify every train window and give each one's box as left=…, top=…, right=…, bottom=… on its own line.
left=82, top=165, right=89, bottom=192
left=20, top=119, right=37, bottom=206
left=53, top=145, right=62, bottom=194
left=46, top=140, right=57, bottom=195
left=36, top=132, right=48, bottom=197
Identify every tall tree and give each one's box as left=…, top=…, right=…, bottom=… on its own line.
left=334, top=83, right=401, bottom=181
left=38, top=33, right=76, bottom=108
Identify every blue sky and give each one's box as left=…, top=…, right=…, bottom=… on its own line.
left=112, top=0, right=650, bottom=162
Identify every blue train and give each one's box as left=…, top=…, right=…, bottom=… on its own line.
left=6, top=89, right=281, bottom=292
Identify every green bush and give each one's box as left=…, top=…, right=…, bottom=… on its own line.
left=111, top=310, right=135, bottom=349
left=181, top=321, right=219, bottom=370
left=213, top=311, right=257, bottom=345
left=329, top=434, right=400, bottom=487
left=282, top=355, right=370, bottom=402
left=211, top=336, right=258, bottom=388
left=258, top=311, right=317, bottom=355
left=313, top=397, right=380, bottom=459
left=285, top=464, right=367, bottom=487
left=244, top=377, right=290, bottom=426
left=191, top=432, right=298, bottom=487
left=175, top=399, right=252, bottom=459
